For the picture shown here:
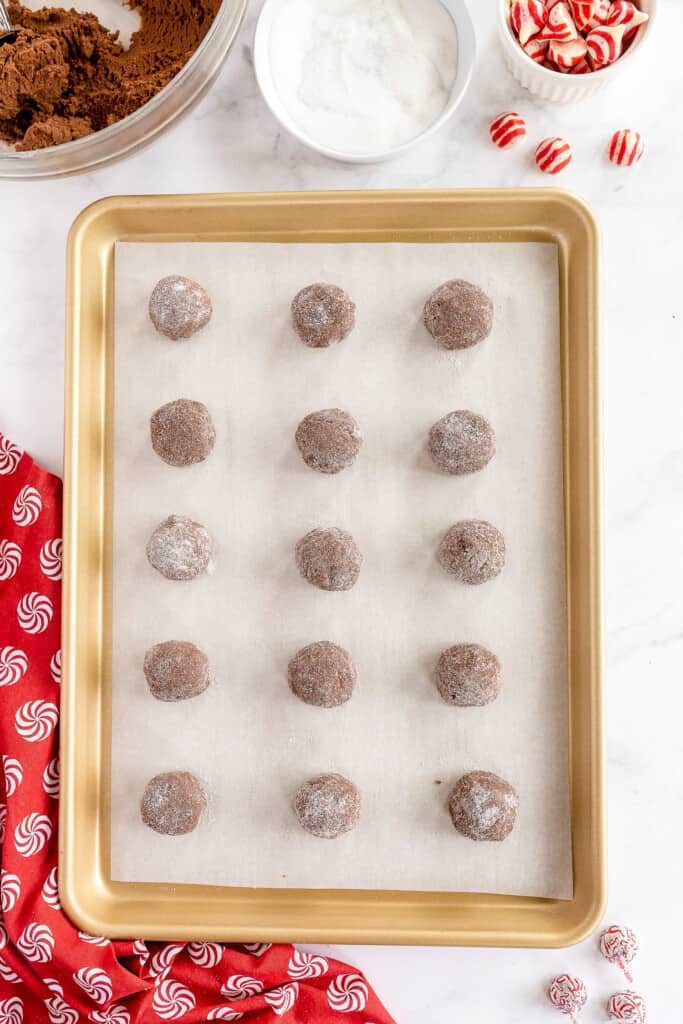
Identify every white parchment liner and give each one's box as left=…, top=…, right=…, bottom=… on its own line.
left=111, top=240, right=572, bottom=899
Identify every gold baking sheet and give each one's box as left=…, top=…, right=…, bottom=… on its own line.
left=61, top=189, right=605, bottom=946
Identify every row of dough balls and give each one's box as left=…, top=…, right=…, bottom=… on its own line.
left=151, top=400, right=496, bottom=478
left=148, top=274, right=494, bottom=351
left=144, top=639, right=501, bottom=708
left=140, top=769, right=519, bottom=843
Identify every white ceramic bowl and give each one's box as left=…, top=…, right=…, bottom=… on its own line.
left=253, top=0, right=476, bottom=163
left=498, top=0, right=655, bottom=102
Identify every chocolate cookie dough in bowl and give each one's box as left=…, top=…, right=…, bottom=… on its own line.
left=0, top=0, right=248, bottom=177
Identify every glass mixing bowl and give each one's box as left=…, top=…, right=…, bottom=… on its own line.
left=0, top=0, right=248, bottom=179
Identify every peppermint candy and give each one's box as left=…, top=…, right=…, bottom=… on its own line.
left=3, top=756, right=23, bottom=797
left=570, top=0, right=610, bottom=33
left=72, top=967, right=113, bottom=1005
left=600, top=925, right=639, bottom=982
left=90, top=1006, right=132, bottom=1024
left=16, top=592, right=54, bottom=635
left=0, top=997, right=23, bottom=1024
left=152, top=979, right=196, bottom=1020
left=549, top=36, right=588, bottom=69
left=287, top=949, right=329, bottom=980
left=149, top=942, right=184, bottom=979
left=50, top=649, right=62, bottom=684
left=586, top=23, right=626, bottom=67
left=13, top=812, right=52, bottom=857
left=536, top=137, right=573, bottom=174
left=39, top=538, right=63, bottom=580
left=548, top=974, right=587, bottom=1022
left=16, top=922, right=55, bottom=963
left=607, top=0, right=649, bottom=39
left=510, top=0, right=548, bottom=45
left=607, top=991, right=647, bottom=1023
left=489, top=112, right=527, bottom=149
left=0, top=437, right=23, bottom=475
left=43, top=758, right=60, bottom=797
left=0, top=647, right=28, bottom=687
left=1, top=872, right=21, bottom=913
left=221, top=974, right=264, bottom=1001
left=523, top=36, right=549, bottom=62
left=538, top=1, right=579, bottom=41
left=15, top=699, right=58, bottom=742
left=42, top=866, right=61, bottom=909
left=187, top=942, right=223, bottom=968
left=327, top=974, right=369, bottom=1013
left=264, top=983, right=299, bottom=1016
left=0, top=540, right=22, bottom=581
left=607, top=129, right=644, bottom=166
left=44, top=995, right=79, bottom=1024
left=12, top=486, right=42, bottom=527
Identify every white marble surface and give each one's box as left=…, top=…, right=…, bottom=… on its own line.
left=0, top=1, right=680, bottom=1020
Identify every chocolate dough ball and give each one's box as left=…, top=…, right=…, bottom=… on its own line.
left=428, top=411, right=495, bottom=476
left=294, top=773, right=361, bottom=838
left=146, top=515, right=212, bottom=581
left=144, top=641, right=210, bottom=702
left=149, top=275, right=212, bottom=340
left=288, top=642, right=357, bottom=708
left=423, top=279, right=493, bottom=350
left=291, top=283, right=356, bottom=348
left=448, top=770, right=518, bottom=842
left=295, top=528, right=362, bottom=591
left=436, top=644, right=501, bottom=707
left=150, top=399, right=216, bottom=467
left=437, top=520, right=505, bottom=585
left=141, top=771, right=207, bottom=836
left=295, top=409, right=362, bottom=474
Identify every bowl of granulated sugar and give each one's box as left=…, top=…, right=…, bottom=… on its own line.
left=253, top=0, right=476, bottom=163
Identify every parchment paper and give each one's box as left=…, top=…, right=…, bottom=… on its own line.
left=111, top=240, right=572, bottom=899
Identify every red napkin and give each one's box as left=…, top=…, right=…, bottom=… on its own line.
left=0, top=431, right=395, bottom=1024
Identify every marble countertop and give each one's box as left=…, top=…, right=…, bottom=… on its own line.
left=1, top=1, right=680, bottom=1019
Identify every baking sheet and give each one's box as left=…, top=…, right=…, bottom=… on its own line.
left=111, top=240, right=571, bottom=899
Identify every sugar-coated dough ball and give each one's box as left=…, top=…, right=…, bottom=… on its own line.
left=423, top=279, right=493, bottom=350
left=294, top=773, right=361, bottom=838
left=295, top=528, right=362, bottom=591
left=144, top=640, right=210, bottom=702
left=288, top=641, right=357, bottom=708
left=438, top=520, right=505, bottom=585
left=291, top=283, right=356, bottom=348
left=295, top=408, right=362, bottom=475
left=150, top=399, right=216, bottom=467
left=448, top=770, right=518, bottom=841
left=436, top=643, right=501, bottom=706
left=149, top=275, right=212, bottom=340
left=141, top=771, right=207, bottom=835
left=429, top=410, right=495, bottom=475
left=146, top=514, right=212, bottom=580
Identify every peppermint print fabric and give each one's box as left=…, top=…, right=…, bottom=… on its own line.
left=0, top=431, right=395, bottom=1024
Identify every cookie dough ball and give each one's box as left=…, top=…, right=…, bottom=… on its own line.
left=149, top=275, right=212, bottom=340
left=288, top=641, right=357, bottom=708
left=295, top=409, right=362, bottom=475
left=423, top=279, right=493, bottom=350
left=146, top=515, right=212, bottom=581
left=436, top=644, right=501, bottom=707
left=294, top=773, right=361, bottom=838
left=291, top=283, right=356, bottom=348
left=295, top=528, right=362, bottom=591
left=429, top=411, right=495, bottom=476
left=141, top=771, right=207, bottom=836
left=150, top=399, right=216, bottom=467
left=144, top=641, right=210, bottom=702
left=437, top=520, right=505, bottom=585
left=448, top=770, right=518, bottom=842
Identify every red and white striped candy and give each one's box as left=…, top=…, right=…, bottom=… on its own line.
left=607, top=129, right=644, bottom=166
left=510, top=0, right=548, bottom=45
left=523, top=36, right=550, bottom=62
left=538, top=1, right=579, bottom=41
left=570, top=0, right=610, bottom=33
left=570, top=58, right=592, bottom=73
left=549, top=36, right=588, bottom=68
left=607, top=1, right=649, bottom=40
left=586, top=23, right=626, bottom=68
left=548, top=975, right=587, bottom=1022
left=607, top=991, right=646, bottom=1023
left=535, top=137, right=572, bottom=174
left=489, top=112, right=527, bottom=149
